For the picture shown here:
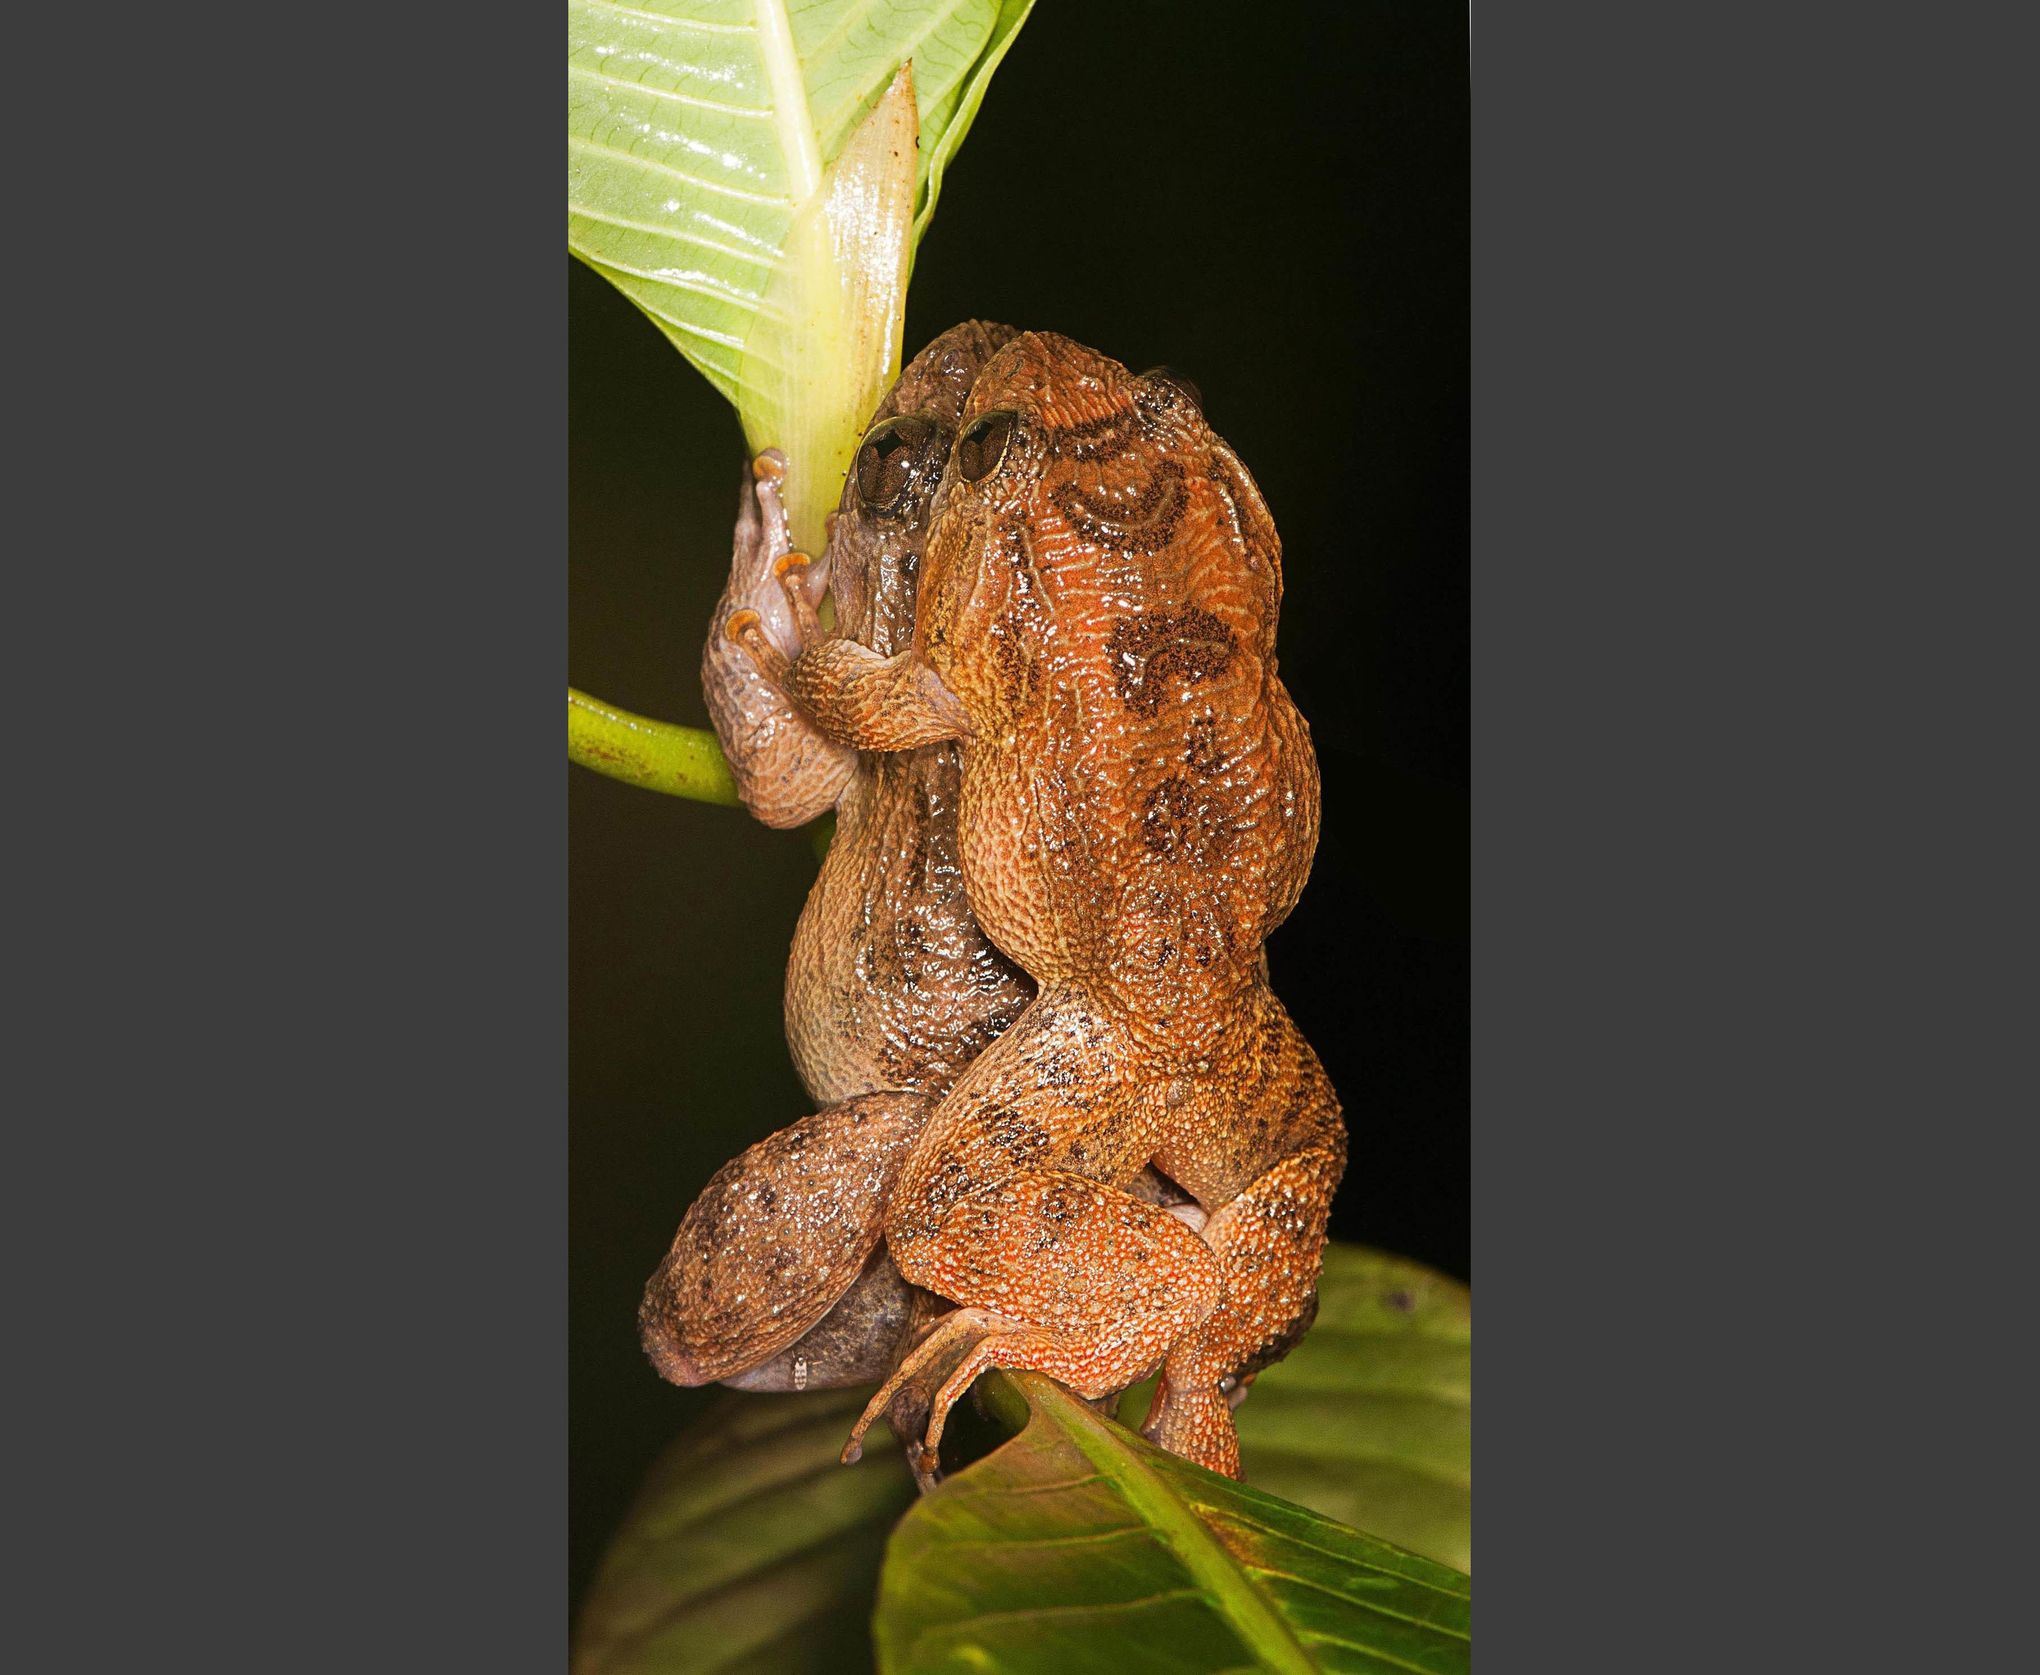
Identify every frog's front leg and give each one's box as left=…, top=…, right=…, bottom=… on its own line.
left=753, top=555, right=969, bottom=751
left=702, top=451, right=856, bottom=828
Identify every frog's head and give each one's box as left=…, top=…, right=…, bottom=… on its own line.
left=823, top=320, right=1017, bottom=658
left=913, top=331, right=1285, bottom=734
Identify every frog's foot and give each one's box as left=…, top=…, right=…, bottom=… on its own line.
left=702, top=453, right=859, bottom=826
left=726, top=548, right=828, bottom=687
left=844, top=1164, right=1226, bottom=1481
left=843, top=1305, right=1006, bottom=1475
left=1141, top=1137, right=1342, bottom=1478
left=718, top=450, right=830, bottom=662
left=863, top=1305, right=987, bottom=1492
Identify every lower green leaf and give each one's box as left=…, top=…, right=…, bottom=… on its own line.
left=874, top=1371, right=1470, bottom=1675
left=1234, top=1247, right=1471, bottom=1573
left=575, top=1389, right=915, bottom=1675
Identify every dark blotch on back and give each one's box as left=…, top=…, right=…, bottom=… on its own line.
left=1108, top=607, right=1239, bottom=715
left=1050, top=458, right=1188, bottom=555
left=1138, top=775, right=1235, bottom=864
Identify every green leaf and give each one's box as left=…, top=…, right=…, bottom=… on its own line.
left=575, top=1388, right=917, bottom=1675
left=567, top=0, right=1037, bottom=550
left=875, top=1370, right=1471, bottom=1675
left=1233, top=1247, right=1471, bottom=1574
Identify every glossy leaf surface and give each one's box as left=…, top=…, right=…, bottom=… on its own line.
left=567, top=0, right=1035, bottom=550
left=875, top=1371, right=1471, bottom=1674
left=1233, top=1246, right=1471, bottom=1572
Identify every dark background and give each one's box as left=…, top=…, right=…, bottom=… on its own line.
left=571, top=2, right=1466, bottom=1610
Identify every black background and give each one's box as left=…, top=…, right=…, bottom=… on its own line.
left=571, top=2, right=1466, bottom=1608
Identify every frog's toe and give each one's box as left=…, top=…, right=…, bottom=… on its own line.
left=773, top=551, right=827, bottom=647
left=841, top=1306, right=998, bottom=1482
left=723, top=608, right=790, bottom=681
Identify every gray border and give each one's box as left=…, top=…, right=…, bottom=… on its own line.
left=15, top=6, right=567, bottom=1668
left=1476, top=2, right=2030, bottom=1664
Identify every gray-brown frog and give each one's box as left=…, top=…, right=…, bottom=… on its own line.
left=637, top=324, right=1035, bottom=1417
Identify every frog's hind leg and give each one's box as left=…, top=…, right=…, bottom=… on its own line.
left=1137, top=1138, right=1343, bottom=1476
left=639, top=1090, right=930, bottom=1387
left=840, top=993, right=1225, bottom=1470
left=845, top=1175, right=1223, bottom=1472
left=1141, top=1008, right=1348, bottom=1477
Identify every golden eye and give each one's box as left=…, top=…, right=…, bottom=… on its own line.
left=956, top=410, right=1017, bottom=483
left=855, top=415, right=937, bottom=509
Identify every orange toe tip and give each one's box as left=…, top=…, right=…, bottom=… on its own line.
left=773, top=552, right=813, bottom=577
left=724, top=608, right=762, bottom=643
left=752, top=452, right=786, bottom=482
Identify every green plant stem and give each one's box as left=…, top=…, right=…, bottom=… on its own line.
left=567, top=687, right=739, bottom=806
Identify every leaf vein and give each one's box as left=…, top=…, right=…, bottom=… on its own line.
left=578, top=0, right=755, bottom=34
left=568, top=135, right=795, bottom=206
left=567, top=202, right=780, bottom=269
left=568, top=63, right=771, bottom=119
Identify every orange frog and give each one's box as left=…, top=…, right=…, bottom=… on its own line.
left=640, top=326, right=1209, bottom=1476
left=756, top=330, right=1347, bottom=1480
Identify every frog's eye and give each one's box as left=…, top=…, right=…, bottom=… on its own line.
left=1140, top=367, right=1203, bottom=414
left=855, top=415, right=938, bottom=510
left=956, top=410, right=1017, bottom=484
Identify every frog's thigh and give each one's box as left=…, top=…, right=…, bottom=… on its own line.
left=879, top=998, right=1222, bottom=1403
left=639, top=1090, right=930, bottom=1387
left=899, top=1167, right=1219, bottom=1381
left=854, top=1164, right=1223, bottom=1471
left=886, top=987, right=1153, bottom=1215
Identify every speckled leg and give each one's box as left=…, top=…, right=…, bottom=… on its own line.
left=703, top=452, right=856, bottom=828
left=840, top=993, right=1224, bottom=1468
left=1140, top=1002, right=1348, bottom=1477
left=639, top=1090, right=930, bottom=1387
left=1140, top=1137, right=1344, bottom=1476
left=846, top=1176, right=1223, bottom=1469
